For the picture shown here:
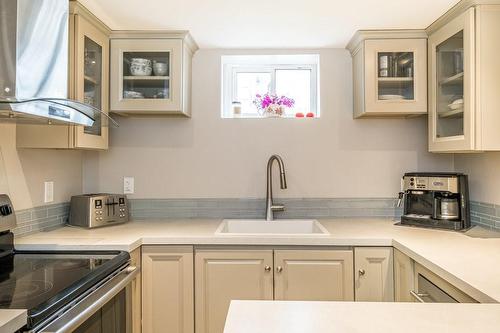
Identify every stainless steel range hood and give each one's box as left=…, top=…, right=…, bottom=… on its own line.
left=0, top=0, right=116, bottom=127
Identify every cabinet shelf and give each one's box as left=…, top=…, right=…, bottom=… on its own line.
left=377, top=77, right=414, bottom=82
left=123, top=76, right=170, bottom=81
left=84, top=75, right=99, bottom=85
left=438, top=108, right=464, bottom=118
left=439, top=72, right=464, bottom=85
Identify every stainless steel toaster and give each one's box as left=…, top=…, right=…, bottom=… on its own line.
left=69, top=194, right=129, bottom=228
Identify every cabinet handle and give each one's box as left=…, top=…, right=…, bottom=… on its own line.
left=276, top=266, right=283, bottom=273
left=358, top=269, right=366, bottom=276
left=264, top=265, right=271, bottom=272
left=410, top=290, right=430, bottom=303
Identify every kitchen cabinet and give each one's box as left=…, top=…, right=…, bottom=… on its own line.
left=194, top=247, right=354, bottom=333
left=394, top=249, right=414, bottom=302
left=354, top=247, right=394, bottom=302
left=142, top=246, right=194, bottom=333
left=17, top=1, right=110, bottom=150
left=274, top=249, right=354, bottom=301
left=413, top=263, right=477, bottom=303
left=110, top=31, right=198, bottom=116
left=346, top=30, right=428, bottom=118
left=130, top=248, right=142, bottom=333
left=194, top=248, right=274, bottom=333
left=428, top=5, right=500, bottom=152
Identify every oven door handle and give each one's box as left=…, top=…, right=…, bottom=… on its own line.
left=410, top=290, right=430, bottom=303
left=38, top=265, right=138, bottom=333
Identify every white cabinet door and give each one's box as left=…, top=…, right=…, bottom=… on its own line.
left=142, top=246, right=194, bottom=333
left=428, top=8, right=475, bottom=152
left=274, top=249, right=354, bottom=301
left=110, top=38, right=183, bottom=113
left=130, top=248, right=142, bottom=333
left=355, top=247, right=394, bottom=302
left=394, top=249, right=414, bottom=302
left=363, top=38, right=427, bottom=116
left=195, top=248, right=273, bottom=333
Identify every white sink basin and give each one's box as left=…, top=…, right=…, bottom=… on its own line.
left=215, top=219, right=330, bottom=236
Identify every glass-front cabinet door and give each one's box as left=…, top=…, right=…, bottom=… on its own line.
left=74, top=15, right=109, bottom=149
left=428, top=8, right=474, bottom=152
left=364, top=39, right=427, bottom=116
left=110, top=39, right=183, bottom=113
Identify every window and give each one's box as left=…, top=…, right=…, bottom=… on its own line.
left=221, top=55, right=320, bottom=118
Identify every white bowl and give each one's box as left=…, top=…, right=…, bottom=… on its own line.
left=130, top=58, right=152, bottom=76
left=124, top=90, right=144, bottom=99
left=153, top=62, right=168, bottom=76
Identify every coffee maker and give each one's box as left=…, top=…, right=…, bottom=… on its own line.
left=397, top=172, right=470, bottom=230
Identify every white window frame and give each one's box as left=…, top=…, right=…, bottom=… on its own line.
left=221, top=55, right=320, bottom=118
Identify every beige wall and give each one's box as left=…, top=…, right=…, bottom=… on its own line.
left=0, top=124, right=83, bottom=210
left=83, top=49, right=454, bottom=199
left=454, top=153, right=500, bottom=204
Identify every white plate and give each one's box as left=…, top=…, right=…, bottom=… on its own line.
left=379, top=94, right=405, bottom=100
left=448, top=103, right=463, bottom=110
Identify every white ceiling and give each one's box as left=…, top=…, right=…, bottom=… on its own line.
left=80, top=0, right=460, bottom=48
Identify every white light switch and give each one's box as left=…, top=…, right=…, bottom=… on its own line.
left=124, top=177, right=134, bottom=194
left=44, top=181, right=54, bottom=203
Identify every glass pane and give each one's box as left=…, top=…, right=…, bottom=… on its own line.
left=83, top=37, right=102, bottom=136
left=276, top=69, right=311, bottom=116
left=377, top=52, right=414, bottom=101
left=235, top=72, right=271, bottom=116
left=122, top=52, right=170, bottom=100
left=436, top=31, right=464, bottom=138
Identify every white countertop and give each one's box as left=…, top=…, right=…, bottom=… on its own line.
left=14, top=218, right=500, bottom=303
left=0, top=310, right=27, bottom=333
left=224, top=300, right=500, bottom=333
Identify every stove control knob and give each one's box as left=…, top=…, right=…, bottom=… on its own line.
left=0, top=204, right=12, bottom=216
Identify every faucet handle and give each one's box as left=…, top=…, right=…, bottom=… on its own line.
left=271, top=204, right=285, bottom=212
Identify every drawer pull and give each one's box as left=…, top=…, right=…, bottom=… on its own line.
left=410, top=290, right=430, bottom=303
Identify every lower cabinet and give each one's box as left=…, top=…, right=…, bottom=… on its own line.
left=394, top=249, right=415, bottom=302
left=274, top=249, right=354, bottom=301
left=142, top=246, right=194, bottom=333
left=130, top=248, right=142, bottom=333
left=354, top=247, right=394, bottom=302
left=194, top=248, right=274, bottom=333
left=194, top=247, right=354, bottom=333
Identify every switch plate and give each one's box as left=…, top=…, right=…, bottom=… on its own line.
left=123, top=177, right=134, bottom=194
left=44, top=181, right=54, bottom=203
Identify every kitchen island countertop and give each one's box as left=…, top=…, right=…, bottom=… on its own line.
left=224, top=300, right=500, bottom=333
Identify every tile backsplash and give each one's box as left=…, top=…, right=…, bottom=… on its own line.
left=470, top=201, right=500, bottom=230
left=11, top=198, right=500, bottom=238
left=129, top=198, right=403, bottom=220
left=12, top=202, right=69, bottom=237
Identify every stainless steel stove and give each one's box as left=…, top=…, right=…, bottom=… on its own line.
left=0, top=195, right=137, bottom=333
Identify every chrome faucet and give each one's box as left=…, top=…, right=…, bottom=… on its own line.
left=265, top=155, right=287, bottom=221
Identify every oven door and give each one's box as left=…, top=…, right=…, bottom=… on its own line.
left=36, top=265, right=138, bottom=333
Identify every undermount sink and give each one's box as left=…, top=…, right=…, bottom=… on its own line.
left=215, top=219, right=330, bottom=236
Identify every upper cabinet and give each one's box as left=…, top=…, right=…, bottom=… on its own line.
left=17, top=1, right=110, bottom=150
left=347, top=31, right=428, bottom=118
left=428, top=4, right=500, bottom=152
left=110, top=32, right=198, bottom=117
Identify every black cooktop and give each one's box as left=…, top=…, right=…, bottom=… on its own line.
left=0, top=249, right=130, bottom=330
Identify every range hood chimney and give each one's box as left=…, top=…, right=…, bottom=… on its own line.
left=0, top=0, right=116, bottom=127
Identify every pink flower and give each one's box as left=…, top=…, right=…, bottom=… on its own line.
left=253, top=93, right=295, bottom=111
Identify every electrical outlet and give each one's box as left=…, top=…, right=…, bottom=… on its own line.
left=123, top=177, right=134, bottom=194
left=44, top=181, right=54, bottom=203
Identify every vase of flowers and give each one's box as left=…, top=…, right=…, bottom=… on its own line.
left=253, top=93, right=295, bottom=118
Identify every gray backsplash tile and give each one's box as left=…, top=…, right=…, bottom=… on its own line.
left=12, top=198, right=499, bottom=238
left=12, top=202, right=69, bottom=237
left=128, top=198, right=402, bottom=220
